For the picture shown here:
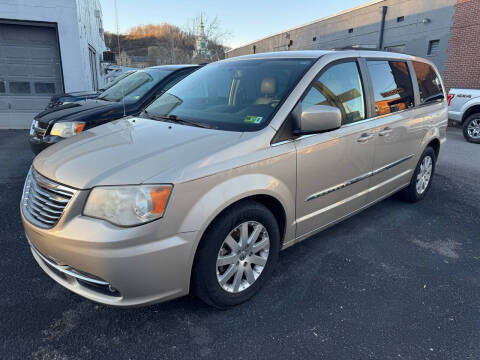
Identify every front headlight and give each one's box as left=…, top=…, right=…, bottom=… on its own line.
left=83, top=185, right=172, bottom=226
left=50, top=121, right=85, bottom=138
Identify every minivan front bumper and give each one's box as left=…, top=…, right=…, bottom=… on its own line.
left=22, top=209, right=198, bottom=307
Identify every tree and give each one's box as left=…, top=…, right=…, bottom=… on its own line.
left=184, top=14, right=232, bottom=46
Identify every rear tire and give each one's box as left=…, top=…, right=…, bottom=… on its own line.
left=192, top=200, right=280, bottom=309
left=463, top=113, right=480, bottom=143
left=400, top=147, right=436, bottom=203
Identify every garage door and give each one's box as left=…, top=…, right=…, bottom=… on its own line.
left=0, top=23, right=63, bottom=129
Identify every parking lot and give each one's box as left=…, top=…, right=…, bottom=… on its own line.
left=1, top=127, right=479, bottom=359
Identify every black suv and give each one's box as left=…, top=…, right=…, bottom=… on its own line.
left=29, top=65, right=201, bottom=154
left=45, top=70, right=136, bottom=109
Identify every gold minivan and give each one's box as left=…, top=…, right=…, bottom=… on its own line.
left=21, top=50, right=447, bottom=308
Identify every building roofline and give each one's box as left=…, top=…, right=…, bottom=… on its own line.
left=226, top=0, right=386, bottom=53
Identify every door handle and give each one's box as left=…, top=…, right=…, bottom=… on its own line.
left=378, top=127, right=392, bottom=137
left=357, top=133, right=374, bottom=143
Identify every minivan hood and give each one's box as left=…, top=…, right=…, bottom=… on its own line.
left=33, top=117, right=244, bottom=189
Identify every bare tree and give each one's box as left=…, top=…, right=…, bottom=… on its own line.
left=184, top=14, right=232, bottom=46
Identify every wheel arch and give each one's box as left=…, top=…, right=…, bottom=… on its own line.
left=180, top=173, right=295, bottom=288
left=199, top=194, right=287, bottom=247
left=426, top=137, right=441, bottom=159
left=187, top=192, right=289, bottom=293
left=461, top=104, right=480, bottom=123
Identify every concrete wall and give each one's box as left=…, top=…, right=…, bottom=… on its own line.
left=226, top=0, right=456, bottom=74
left=76, top=0, right=107, bottom=89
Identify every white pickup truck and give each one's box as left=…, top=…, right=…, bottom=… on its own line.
left=448, top=88, right=480, bottom=143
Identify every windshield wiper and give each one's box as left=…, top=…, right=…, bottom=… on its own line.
left=142, top=111, right=211, bottom=129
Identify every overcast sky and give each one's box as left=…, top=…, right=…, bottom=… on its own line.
left=99, top=0, right=371, bottom=49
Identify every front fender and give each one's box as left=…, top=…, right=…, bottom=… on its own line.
left=172, top=169, right=297, bottom=291
left=178, top=173, right=295, bottom=240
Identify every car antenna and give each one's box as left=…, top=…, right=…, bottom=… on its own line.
left=121, top=74, right=126, bottom=117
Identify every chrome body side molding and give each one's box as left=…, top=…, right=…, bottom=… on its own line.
left=305, top=154, right=414, bottom=202
left=298, top=169, right=413, bottom=223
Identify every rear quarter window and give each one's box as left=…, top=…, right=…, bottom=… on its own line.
left=367, top=60, right=414, bottom=116
left=412, top=61, right=444, bottom=105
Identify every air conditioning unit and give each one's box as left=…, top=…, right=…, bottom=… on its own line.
left=103, top=51, right=115, bottom=62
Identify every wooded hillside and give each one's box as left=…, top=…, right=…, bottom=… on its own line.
left=104, top=22, right=228, bottom=65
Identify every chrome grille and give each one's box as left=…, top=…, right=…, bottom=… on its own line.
left=31, top=120, right=48, bottom=139
left=22, top=169, right=76, bottom=229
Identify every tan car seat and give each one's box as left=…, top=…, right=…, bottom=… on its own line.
left=255, top=77, right=277, bottom=105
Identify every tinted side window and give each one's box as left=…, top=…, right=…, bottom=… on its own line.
left=367, top=60, right=414, bottom=116
left=301, top=61, right=365, bottom=125
left=9, top=81, right=31, bottom=94
left=412, top=61, right=444, bottom=105
left=162, top=72, right=190, bottom=92
left=34, top=82, right=56, bottom=94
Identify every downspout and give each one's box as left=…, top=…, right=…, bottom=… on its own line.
left=378, top=5, right=388, bottom=50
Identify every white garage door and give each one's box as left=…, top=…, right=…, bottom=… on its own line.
left=0, top=22, right=63, bottom=129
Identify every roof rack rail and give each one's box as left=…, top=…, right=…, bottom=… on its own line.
left=330, top=46, right=382, bottom=51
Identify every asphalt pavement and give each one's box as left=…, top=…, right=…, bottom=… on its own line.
left=0, top=127, right=479, bottom=359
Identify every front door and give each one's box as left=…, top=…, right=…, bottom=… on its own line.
left=295, top=60, right=376, bottom=238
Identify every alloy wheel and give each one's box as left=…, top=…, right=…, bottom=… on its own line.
left=467, top=118, right=480, bottom=140
left=416, top=155, right=433, bottom=195
left=216, top=221, right=270, bottom=293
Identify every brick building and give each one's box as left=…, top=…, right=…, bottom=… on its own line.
left=443, top=0, right=480, bottom=90
left=227, top=0, right=480, bottom=91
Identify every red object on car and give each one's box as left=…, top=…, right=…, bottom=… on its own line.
left=447, top=93, right=455, bottom=106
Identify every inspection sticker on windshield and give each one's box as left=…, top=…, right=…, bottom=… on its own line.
left=243, top=116, right=263, bottom=124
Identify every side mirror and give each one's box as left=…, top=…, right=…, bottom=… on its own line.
left=297, top=105, right=342, bottom=134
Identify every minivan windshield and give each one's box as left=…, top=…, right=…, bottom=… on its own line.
left=98, top=69, right=172, bottom=103
left=143, top=58, right=314, bottom=131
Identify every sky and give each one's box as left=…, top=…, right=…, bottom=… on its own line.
left=100, top=0, right=371, bottom=49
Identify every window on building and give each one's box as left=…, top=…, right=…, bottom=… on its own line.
left=367, top=60, right=414, bottom=116
left=312, top=36, right=317, bottom=42
left=89, top=46, right=98, bottom=91
left=427, top=40, right=440, bottom=55
left=0, top=81, right=5, bottom=94
left=397, top=16, right=405, bottom=22
left=348, top=28, right=354, bottom=33
left=301, top=61, right=365, bottom=125
left=9, top=81, right=31, bottom=94
left=384, top=45, right=406, bottom=53
left=412, top=61, right=444, bottom=104
left=34, top=82, right=56, bottom=94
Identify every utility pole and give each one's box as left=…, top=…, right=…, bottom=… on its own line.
left=114, top=0, right=121, bottom=62
left=171, top=38, right=175, bottom=64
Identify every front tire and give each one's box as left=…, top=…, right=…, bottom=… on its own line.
left=400, top=146, right=436, bottom=202
left=192, top=200, right=280, bottom=309
left=463, top=113, right=480, bottom=143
